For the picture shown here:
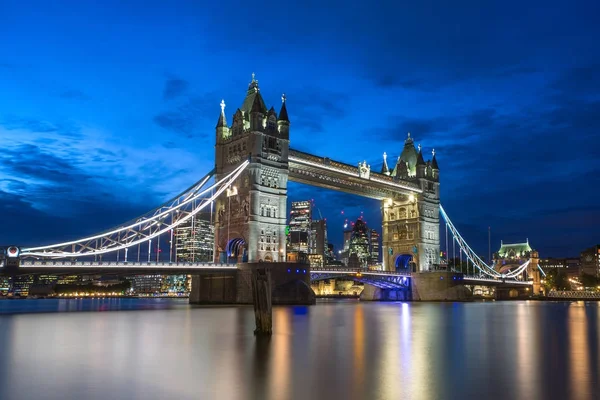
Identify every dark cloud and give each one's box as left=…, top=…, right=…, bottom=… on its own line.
left=287, top=87, right=348, bottom=133
left=550, top=64, right=600, bottom=98
left=163, top=77, right=189, bottom=100
left=153, top=94, right=215, bottom=137
left=372, top=115, right=457, bottom=145
left=60, top=90, right=90, bottom=101
left=0, top=143, right=160, bottom=246
left=1, top=116, right=81, bottom=138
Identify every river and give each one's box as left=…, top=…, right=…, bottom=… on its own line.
left=0, top=299, right=598, bottom=400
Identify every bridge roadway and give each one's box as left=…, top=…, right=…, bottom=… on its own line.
left=0, top=261, right=532, bottom=288
left=1, top=260, right=238, bottom=276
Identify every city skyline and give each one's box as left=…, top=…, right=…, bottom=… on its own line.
left=1, top=1, right=599, bottom=257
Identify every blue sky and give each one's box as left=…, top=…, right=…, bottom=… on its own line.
left=0, top=0, right=598, bottom=257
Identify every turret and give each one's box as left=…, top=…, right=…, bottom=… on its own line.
left=399, top=132, right=418, bottom=177
left=216, top=99, right=230, bottom=142
left=277, top=94, right=290, bottom=138
left=250, top=93, right=264, bottom=131
left=381, top=152, right=390, bottom=175
left=416, top=144, right=426, bottom=178
left=431, top=149, right=439, bottom=181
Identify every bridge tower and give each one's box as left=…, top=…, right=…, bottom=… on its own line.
left=381, top=135, right=440, bottom=272
left=214, top=74, right=290, bottom=263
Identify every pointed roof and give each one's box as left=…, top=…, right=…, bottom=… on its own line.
left=431, top=154, right=439, bottom=169
left=391, top=156, right=402, bottom=177
left=241, top=73, right=267, bottom=114
left=417, top=149, right=425, bottom=166
left=216, top=99, right=227, bottom=128
left=250, top=93, right=264, bottom=113
left=497, top=241, right=533, bottom=258
left=278, top=95, right=289, bottom=122
left=380, top=152, right=390, bottom=175
left=268, top=106, right=277, bottom=118
left=399, top=133, right=418, bottom=176
left=216, top=112, right=226, bottom=128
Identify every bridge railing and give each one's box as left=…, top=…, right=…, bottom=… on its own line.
left=311, top=267, right=411, bottom=277
left=463, top=276, right=533, bottom=285
left=19, top=260, right=237, bottom=268
left=548, top=290, right=600, bottom=299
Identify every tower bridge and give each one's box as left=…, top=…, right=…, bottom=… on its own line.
left=0, top=74, right=540, bottom=301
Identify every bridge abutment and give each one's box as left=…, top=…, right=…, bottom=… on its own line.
left=411, top=272, right=472, bottom=301
left=189, top=262, right=315, bottom=306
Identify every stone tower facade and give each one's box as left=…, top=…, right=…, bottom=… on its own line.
left=214, top=75, right=290, bottom=263
left=381, top=134, right=440, bottom=272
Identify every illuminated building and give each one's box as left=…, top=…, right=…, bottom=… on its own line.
left=310, top=219, right=328, bottom=256
left=161, top=275, right=189, bottom=295
left=580, top=245, right=600, bottom=277
left=0, top=276, right=11, bottom=295
left=369, top=229, right=381, bottom=265
left=493, top=239, right=542, bottom=294
left=175, top=212, right=214, bottom=262
left=348, top=219, right=370, bottom=268
left=11, top=275, right=35, bottom=297
left=539, top=258, right=580, bottom=277
left=130, top=275, right=163, bottom=295
left=494, top=240, right=533, bottom=279
left=288, top=200, right=312, bottom=253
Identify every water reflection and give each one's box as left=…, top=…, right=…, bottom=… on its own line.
left=0, top=299, right=599, bottom=399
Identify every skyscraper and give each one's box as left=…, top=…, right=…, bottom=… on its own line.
left=175, top=212, right=214, bottom=262
left=348, top=219, right=370, bottom=268
left=369, top=229, right=381, bottom=265
left=288, top=200, right=312, bottom=253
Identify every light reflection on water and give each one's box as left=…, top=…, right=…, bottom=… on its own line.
left=0, top=299, right=598, bottom=400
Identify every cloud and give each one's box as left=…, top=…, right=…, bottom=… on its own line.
left=1, top=116, right=82, bottom=138
left=287, top=87, right=349, bottom=133
left=163, top=77, right=189, bottom=100
left=153, top=94, right=215, bottom=137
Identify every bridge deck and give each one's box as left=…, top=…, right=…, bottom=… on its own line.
left=288, top=148, right=421, bottom=199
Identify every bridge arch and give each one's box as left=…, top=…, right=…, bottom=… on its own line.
left=226, top=238, right=247, bottom=263
left=395, top=254, right=413, bottom=271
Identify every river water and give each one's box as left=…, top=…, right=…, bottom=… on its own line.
left=0, top=299, right=598, bottom=400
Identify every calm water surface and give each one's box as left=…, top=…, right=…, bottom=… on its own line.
left=0, top=299, right=599, bottom=400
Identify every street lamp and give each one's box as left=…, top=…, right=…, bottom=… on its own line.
left=226, top=185, right=238, bottom=263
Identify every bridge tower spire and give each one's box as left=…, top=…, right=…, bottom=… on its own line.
left=214, top=74, right=290, bottom=263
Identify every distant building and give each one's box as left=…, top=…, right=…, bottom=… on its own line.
left=288, top=201, right=312, bottom=253
left=175, top=212, right=214, bottom=262
left=494, top=239, right=534, bottom=279
left=539, top=258, right=580, bottom=277
left=310, top=219, right=327, bottom=257
left=369, top=229, right=381, bottom=265
left=326, top=243, right=335, bottom=261
left=0, top=276, right=10, bottom=295
left=11, top=275, right=35, bottom=297
left=130, top=275, right=163, bottom=295
left=348, top=219, right=370, bottom=268
left=160, top=275, right=189, bottom=295
left=580, top=245, right=600, bottom=277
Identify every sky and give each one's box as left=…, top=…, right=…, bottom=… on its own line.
left=0, top=0, right=599, bottom=257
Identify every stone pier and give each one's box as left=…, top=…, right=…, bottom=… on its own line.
left=411, top=271, right=472, bottom=301
left=189, top=262, right=315, bottom=305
